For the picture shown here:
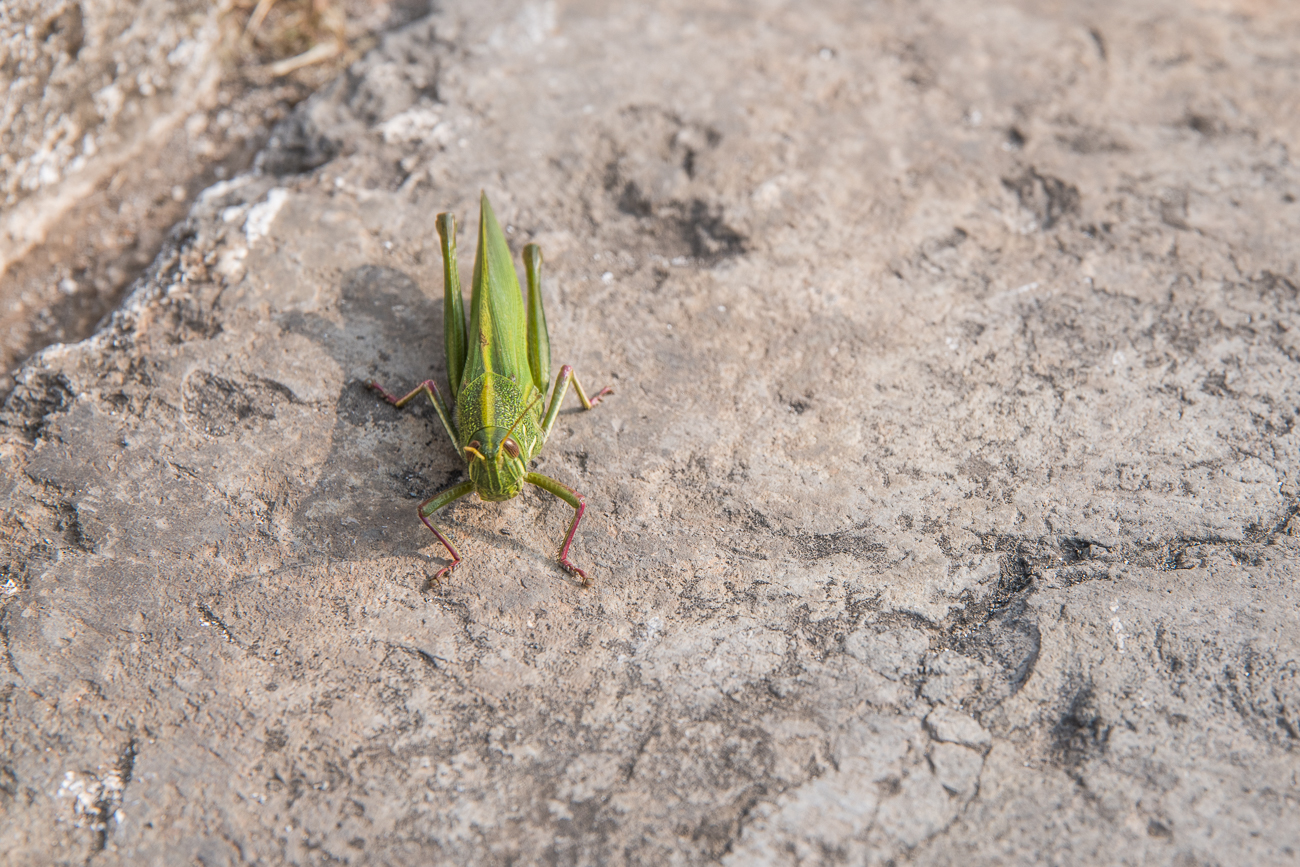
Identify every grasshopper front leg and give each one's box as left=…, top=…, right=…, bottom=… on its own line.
left=417, top=480, right=475, bottom=580
left=525, top=472, right=593, bottom=585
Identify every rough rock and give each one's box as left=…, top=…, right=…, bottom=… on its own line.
left=1, top=0, right=222, bottom=276
left=1, top=0, right=1298, bottom=864
left=0, top=0, right=426, bottom=379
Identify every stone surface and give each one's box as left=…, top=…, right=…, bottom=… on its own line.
left=1, top=0, right=220, bottom=272
left=2, top=0, right=1299, bottom=864
left=0, top=0, right=428, bottom=380
left=1, top=0, right=231, bottom=374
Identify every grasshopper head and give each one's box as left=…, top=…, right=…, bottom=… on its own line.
left=464, top=426, right=526, bottom=501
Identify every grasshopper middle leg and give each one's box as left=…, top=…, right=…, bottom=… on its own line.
left=367, top=378, right=458, bottom=448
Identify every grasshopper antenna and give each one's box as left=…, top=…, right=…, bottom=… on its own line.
left=498, top=392, right=544, bottom=458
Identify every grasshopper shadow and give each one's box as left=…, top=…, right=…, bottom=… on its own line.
left=283, top=264, right=461, bottom=561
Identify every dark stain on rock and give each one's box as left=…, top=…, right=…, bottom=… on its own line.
left=1089, top=28, right=1107, bottom=60
left=877, top=775, right=903, bottom=796
left=184, top=372, right=297, bottom=437
left=1250, top=270, right=1297, bottom=300
left=960, top=456, right=998, bottom=482
left=39, top=2, right=84, bottom=59
left=1003, top=168, right=1080, bottom=230
left=2, top=371, right=75, bottom=440
left=1058, top=537, right=1097, bottom=563
left=793, top=529, right=886, bottom=562
left=673, top=198, right=747, bottom=262
left=1051, top=679, right=1110, bottom=768
left=265, top=728, right=288, bottom=753
left=339, top=264, right=425, bottom=324
left=1186, top=113, right=1221, bottom=137
left=339, top=378, right=395, bottom=428
left=599, top=107, right=747, bottom=264
left=1058, top=127, right=1127, bottom=154
left=1200, top=371, right=1231, bottom=397
left=55, top=500, right=94, bottom=552
left=258, top=111, right=342, bottom=176
left=616, top=179, right=655, bottom=217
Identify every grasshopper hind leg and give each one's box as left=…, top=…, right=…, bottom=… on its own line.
left=537, top=365, right=614, bottom=444
left=567, top=366, right=614, bottom=410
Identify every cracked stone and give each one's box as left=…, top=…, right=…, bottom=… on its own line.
left=925, top=705, right=993, bottom=750
left=929, top=741, right=984, bottom=799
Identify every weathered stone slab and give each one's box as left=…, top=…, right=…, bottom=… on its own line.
left=1, top=1, right=1297, bottom=864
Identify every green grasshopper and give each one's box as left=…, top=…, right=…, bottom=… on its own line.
left=369, top=194, right=612, bottom=584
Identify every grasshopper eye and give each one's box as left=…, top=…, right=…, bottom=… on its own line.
left=502, top=438, right=520, bottom=459
left=465, top=440, right=484, bottom=461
